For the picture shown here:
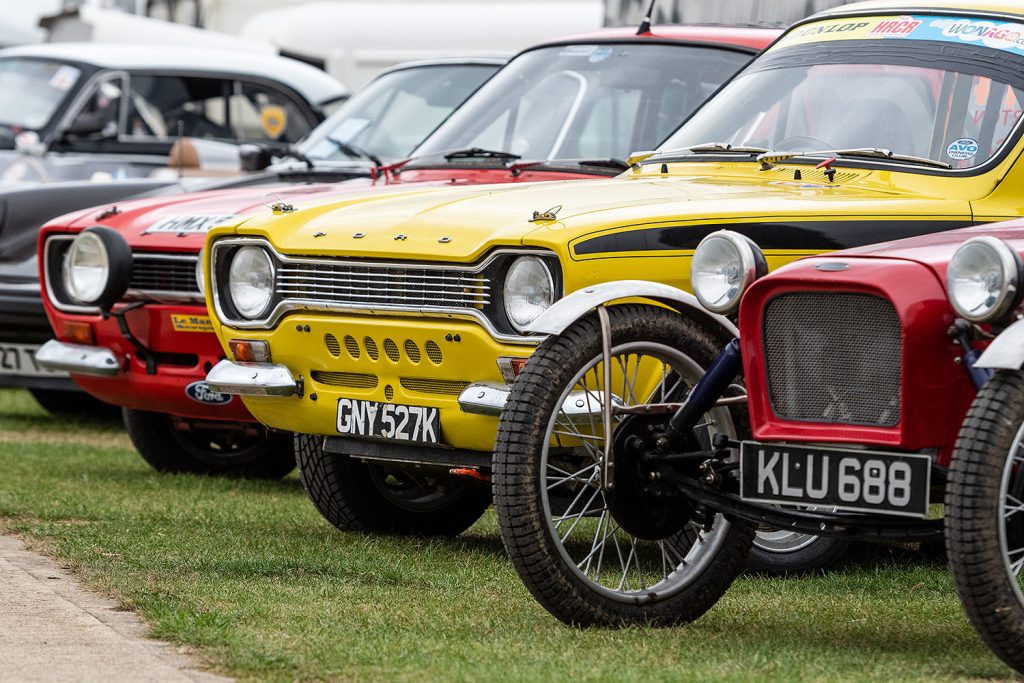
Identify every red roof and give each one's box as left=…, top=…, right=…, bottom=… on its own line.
left=551, top=25, right=782, bottom=52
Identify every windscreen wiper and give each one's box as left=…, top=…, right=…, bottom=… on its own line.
left=276, top=146, right=316, bottom=170
left=443, top=147, right=521, bottom=161
left=325, top=136, right=383, bottom=166
left=826, top=148, right=952, bottom=169
left=576, top=158, right=630, bottom=171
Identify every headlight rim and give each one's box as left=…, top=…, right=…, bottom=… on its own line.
left=947, top=235, right=1023, bottom=323
left=60, top=226, right=133, bottom=309
left=691, top=229, right=767, bottom=315
left=503, top=255, right=556, bottom=334
left=226, top=245, right=276, bottom=321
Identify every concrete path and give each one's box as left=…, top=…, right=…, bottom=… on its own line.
left=0, top=534, right=231, bottom=683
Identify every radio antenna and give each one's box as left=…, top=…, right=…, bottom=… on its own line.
left=636, top=0, right=658, bottom=35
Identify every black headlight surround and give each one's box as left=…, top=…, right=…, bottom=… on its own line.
left=483, top=252, right=563, bottom=336
left=213, top=242, right=282, bottom=323
left=55, top=226, right=133, bottom=311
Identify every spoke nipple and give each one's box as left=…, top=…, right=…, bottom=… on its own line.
left=649, top=471, right=661, bottom=481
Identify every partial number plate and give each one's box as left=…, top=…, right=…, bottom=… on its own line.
left=337, top=398, right=440, bottom=444
left=0, top=342, right=67, bottom=378
left=739, top=441, right=931, bottom=518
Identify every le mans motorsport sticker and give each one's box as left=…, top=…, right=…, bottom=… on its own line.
left=171, top=314, right=214, bottom=333
left=142, top=214, right=238, bottom=235
left=773, top=14, right=1024, bottom=57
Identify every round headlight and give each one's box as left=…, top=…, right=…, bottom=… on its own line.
left=61, top=226, right=132, bottom=307
left=504, top=256, right=555, bottom=332
left=947, top=236, right=1021, bottom=322
left=691, top=230, right=766, bottom=314
left=195, top=247, right=206, bottom=297
left=228, top=246, right=275, bottom=319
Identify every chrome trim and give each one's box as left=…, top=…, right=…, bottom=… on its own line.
left=205, top=359, right=299, bottom=397
left=210, top=237, right=557, bottom=343
left=126, top=252, right=203, bottom=303
left=34, top=340, right=120, bottom=377
left=504, top=255, right=556, bottom=334
left=691, top=230, right=762, bottom=315
left=44, top=235, right=99, bottom=315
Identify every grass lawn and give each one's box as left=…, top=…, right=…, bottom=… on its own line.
left=0, top=388, right=1016, bottom=682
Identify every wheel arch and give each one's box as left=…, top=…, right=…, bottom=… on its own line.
left=976, top=318, right=1024, bottom=369
left=526, top=280, right=738, bottom=346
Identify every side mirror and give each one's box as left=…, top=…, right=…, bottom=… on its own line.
left=239, top=143, right=273, bottom=172
left=14, top=131, right=46, bottom=156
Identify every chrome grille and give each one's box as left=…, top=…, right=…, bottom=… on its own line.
left=129, top=253, right=200, bottom=297
left=763, top=292, right=902, bottom=427
left=275, top=262, right=490, bottom=310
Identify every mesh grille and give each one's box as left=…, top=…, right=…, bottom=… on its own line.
left=275, top=262, right=490, bottom=310
left=324, top=334, right=341, bottom=357
left=763, top=292, right=902, bottom=427
left=310, top=371, right=378, bottom=389
left=404, top=340, right=421, bottom=363
left=425, top=341, right=443, bottom=365
left=400, top=378, right=471, bottom=396
left=344, top=335, right=360, bottom=359
left=364, top=337, right=379, bottom=360
left=129, top=254, right=199, bottom=296
left=383, top=338, right=400, bottom=362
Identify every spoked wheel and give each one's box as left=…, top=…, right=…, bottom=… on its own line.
left=749, top=512, right=849, bottom=575
left=948, top=370, right=1024, bottom=674
left=123, top=408, right=295, bottom=479
left=295, top=434, right=491, bottom=536
left=493, top=305, right=754, bottom=626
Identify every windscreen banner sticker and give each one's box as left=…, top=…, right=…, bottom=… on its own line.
left=171, top=314, right=214, bottom=333
left=774, top=15, right=1024, bottom=57
left=947, top=138, right=979, bottom=161
left=558, top=45, right=598, bottom=57
left=143, top=215, right=238, bottom=235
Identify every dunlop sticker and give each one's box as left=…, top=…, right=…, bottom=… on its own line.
left=171, top=314, right=214, bottom=333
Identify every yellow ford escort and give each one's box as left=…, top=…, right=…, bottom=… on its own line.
left=204, top=1, right=1024, bottom=560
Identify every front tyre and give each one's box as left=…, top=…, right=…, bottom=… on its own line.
left=493, top=305, right=754, bottom=626
left=947, top=370, right=1024, bottom=674
left=123, top=408, right=295, bottom=479
left=294, top=434, right=491, bottom=536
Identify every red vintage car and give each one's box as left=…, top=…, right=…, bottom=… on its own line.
left=34, top=25, right=779, bottom=478
left=489, top=220, right=1024, bottom=673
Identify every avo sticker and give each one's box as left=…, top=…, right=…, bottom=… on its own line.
left=171, top=314, right=214, bottom=333
left=589, top=47, right=614, bottom=63
left=946, top=138, right=979, bottom=161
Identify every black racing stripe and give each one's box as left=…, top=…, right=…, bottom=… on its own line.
left=572, top=220, right=971, bottom=255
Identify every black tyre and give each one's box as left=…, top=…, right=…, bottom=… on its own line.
left=947, top=369, right=1024, bottom=674
left=748, top=526, right=849, bottom=575
left=123, top=408, right=295, bottom=479
left=29, top=388, right=118, bottom=418
left=294, top=433, right=491, bottom=536
left=493, top=305, right=754, bottom=626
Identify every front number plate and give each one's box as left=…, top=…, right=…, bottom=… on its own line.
left=336, top=398, right=440, bottom=444
left=0, top=342, right=67, bottom=378
left=739, top=441, right=931, bottom=518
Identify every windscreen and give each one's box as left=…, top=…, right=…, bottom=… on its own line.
left=414, top=43, right=751, bottom=163
left=0, top=58, right=78, bottom=131
left=298, top=63, right=500, bottom=163
left=661, top=15, right=1024, bottom=170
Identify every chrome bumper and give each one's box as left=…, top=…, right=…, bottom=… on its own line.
left=458, top=381, right=623, bottom=420
left=205, top=359, right=300, bottom=397
left=34, top=340, right=120, bottom=377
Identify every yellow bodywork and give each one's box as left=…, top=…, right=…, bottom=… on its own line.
left=204, top=2, right=1024, bottom=449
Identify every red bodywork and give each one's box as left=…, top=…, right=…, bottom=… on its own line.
left=39, top=25, right=780, bottom=424
left=739, top=220, right=1024, bottom=466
